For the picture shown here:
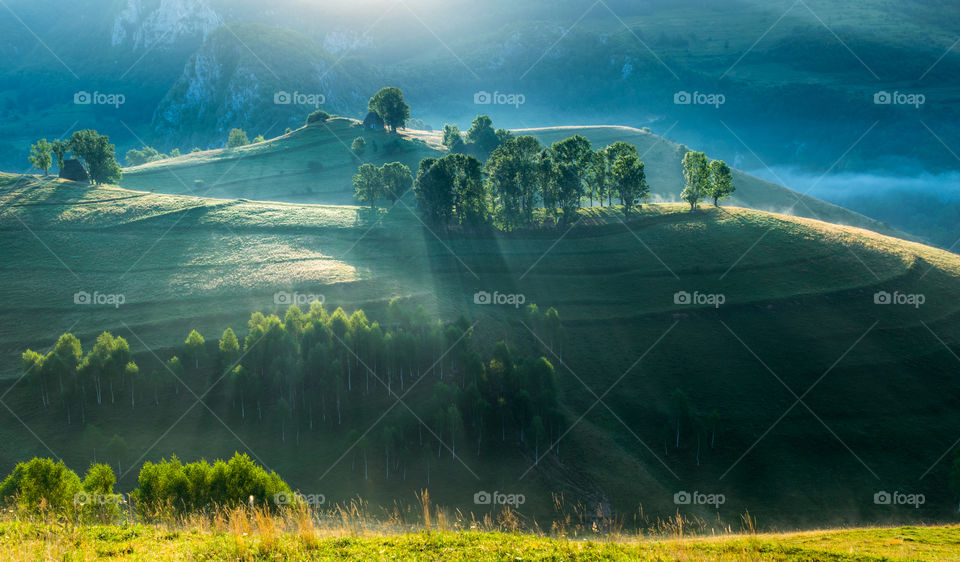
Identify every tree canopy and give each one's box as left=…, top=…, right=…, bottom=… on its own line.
left=368, top=87, right=410, bottom=133
left=68, top=130, right=122, bottom=185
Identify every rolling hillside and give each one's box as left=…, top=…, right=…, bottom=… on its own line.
left=121, top=120, right=911, bottom=242
left=2, top=173, right=960, bottom=526
left=120, top=118, right=441, bottom=204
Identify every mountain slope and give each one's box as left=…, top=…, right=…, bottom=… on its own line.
left=2, top=174, right=960, bottom=525
left=121, top=117, right=441, bottom=203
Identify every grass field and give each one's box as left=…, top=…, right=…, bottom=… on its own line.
left=3, top=172, right=960, bottom=527
left=2, top=518, right=959, bottom=560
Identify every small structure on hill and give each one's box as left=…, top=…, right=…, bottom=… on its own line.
left=59, top=159, right=88, bottom=182
left=362, top=111, right=384, bottom=130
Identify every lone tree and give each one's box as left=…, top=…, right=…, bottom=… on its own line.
left=368, top=87, right=410, bottom=133
left=28, top=139, right=53, bottom=175
left=69, top=130, right=122, bottom=185
left=226, top=129, right=249, bottom=148
left=680, top=151, right=709, bottom=211
left=353, top=163, right=383, bottom=208
left=708, top=159, right=735, bottom=206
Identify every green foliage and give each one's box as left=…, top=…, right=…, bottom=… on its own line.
left=0, top=458, right=82, bottom=516
left=253, top=134, right=266, bottom=143
left=442, top=124, right=465, bottom=153
left=368, top=87, right=410, bottom=133
left=184, top=330, right=206, bottom=369
left=610, top=153, right=648, bottom=217
left=219, top=328, right=240, bottom=370
left=485, top=135, right=543, bottom=229
left=414, top=154, right=486, bottom=226
left=465, top=115, right=499, bottom=154
left=681, top=151, right=709, bottom=210
left=351, top=136, right=366, bottom=160
left=707, top=159, right=735, bottom=206
left=69, top=130, right=122, bottom=184
left=226, top=129, right=249, bottom=149
left=125, top=146, right=165, bottom=166
left=131, top=453, right=291, bottom=518
left=353, top=163, right=383, bottom=208
left=306, top=110, right=331, bottom=124
left=380, top=161, right=413, bottom=203
left=51, top=139, right=70, bottom=173
left=28, top=138, right=53, bottom=175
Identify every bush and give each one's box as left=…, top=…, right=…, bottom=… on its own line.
left=131, top=453, right=291, bottom=519
left=226, top=129, right=249, bottom=149
left=306, top=110, right=331, bottom=125
left=0, top=458, right=82, bottom=516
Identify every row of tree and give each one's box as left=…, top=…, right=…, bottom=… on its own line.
left=408, top=134, right=657, bottom=228
left=22, top=300, right=565, bottom=482
left=408, top=133, right=736, bottom=229
left=28, top=129, right=123, bottom=184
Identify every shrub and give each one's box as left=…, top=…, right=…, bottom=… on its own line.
left=0, top=458, right=82, bottom=516
left=131, top=453, right=291, bottom=519
left=306, top=110, right=331, bottom=125
left=226, top=129, right=249, bottom=149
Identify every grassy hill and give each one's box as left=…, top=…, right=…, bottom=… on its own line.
left=2, top=173, right=960, bottom=527
left=121, top=121, right=911, bottom=242
left=120, top=118, right=442, bottom=205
